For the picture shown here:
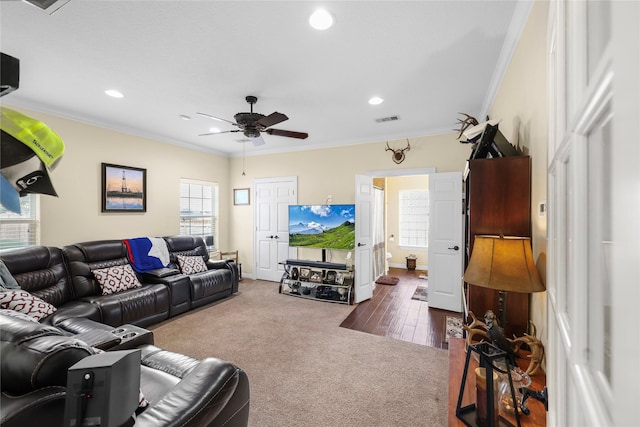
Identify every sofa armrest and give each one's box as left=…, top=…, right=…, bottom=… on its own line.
left=0, top=386, right=67, bottom=427
left=206, top=260, right=239, bottom=292
left=73, top=329, right=122, bottom=350
left=206, top=259, right=229, bottom=270
left=142, top=267, right=181, bottom=279
left=41, top=301, right=102, bottom=327
left=136, top=358, right=249, bottom=427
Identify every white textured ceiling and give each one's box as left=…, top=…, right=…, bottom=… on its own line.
left=0, top=1, right=530, bottom=157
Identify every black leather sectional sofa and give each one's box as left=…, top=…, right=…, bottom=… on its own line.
left=0, top=235, right=248, bottom=427
left=1, top=235, right=239, bottom=327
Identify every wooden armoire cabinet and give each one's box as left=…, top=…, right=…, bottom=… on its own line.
left=465, top=156, right=531, bottom=337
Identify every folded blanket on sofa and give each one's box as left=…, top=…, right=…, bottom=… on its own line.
left=124, top=237, right=171, bottom=273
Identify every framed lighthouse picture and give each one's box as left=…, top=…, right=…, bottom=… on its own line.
left=101, top=163, right=147, bottom=213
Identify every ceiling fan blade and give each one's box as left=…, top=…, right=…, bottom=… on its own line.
left=196, top=112, right=237, bottom=126
left=199, top=129, right=241, bottom=136
left=265, top=128, right=309, bottom=139
left=250, top=136, right=266, bottom=146
left=256, top=112, right=288, bottom=128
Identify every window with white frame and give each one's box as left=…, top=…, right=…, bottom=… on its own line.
left=0, top=194, right=39, bottom=250
left=398, top=190, right=428, bottom=248
left=179, top=179, right=217, bottom=249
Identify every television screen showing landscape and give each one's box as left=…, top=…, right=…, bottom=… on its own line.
left=288, top=204, right=355, bottom=250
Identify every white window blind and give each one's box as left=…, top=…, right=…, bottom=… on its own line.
left=0, top=194, right=39, bottom=250
left=399, top=190, right=429, bottom=248
left=179, top=179, right=217, bottom=249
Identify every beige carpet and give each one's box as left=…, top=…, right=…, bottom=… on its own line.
left=149, top=280, right=449, bottom=427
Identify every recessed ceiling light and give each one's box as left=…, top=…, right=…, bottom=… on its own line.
left=105, top=89, right=124, bottom=98
left=309, top=9, right=334, bottom=30
left=208, top=127, right=221, bottom=133
left=369, top=96, right=384, bottom=105
left=179, top=114, right=191, bottom=120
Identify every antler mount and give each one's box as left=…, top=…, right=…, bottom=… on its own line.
left=385, top=139, right=411, bottom=164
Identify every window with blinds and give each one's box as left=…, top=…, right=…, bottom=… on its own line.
left=398, top=190, right=429, bottom=248
left=0, top=194, right=39, bottom=250
left=179, top=179, right=217, bottom=249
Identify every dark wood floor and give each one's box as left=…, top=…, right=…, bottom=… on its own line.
left=340, top=267, right=462, bottom=349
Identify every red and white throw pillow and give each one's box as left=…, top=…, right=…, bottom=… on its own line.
left=176, top=255, right=208, bottom=275
left=92, top=264, right=142, bottom=296
left=0, top=290, right=57, bottom=321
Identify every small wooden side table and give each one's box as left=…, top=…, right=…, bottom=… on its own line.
left=447, top=337, right=546, bottom=427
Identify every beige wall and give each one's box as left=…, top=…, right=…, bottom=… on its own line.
left=6, top=106, right=231, bottom=249
left=7, top=1, right=548, bottom=326
left=385, top=175, right=430, bottom=270
left=228, top=134, right=471, bottom=275
left=489, top=0, right=549, bottom=346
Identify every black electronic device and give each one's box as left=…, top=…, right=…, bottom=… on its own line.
left=470, top=123, right=518, bottom=159
left=284, top=259, right=347, bottom=271
left=64, top=350, right=141, bottom=427
left=1, top=52, right=20, bottom=97
left=288, top=204, right=355, bottom=252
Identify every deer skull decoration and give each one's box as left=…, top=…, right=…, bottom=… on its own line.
left=385, top=139, right=411, bottom=164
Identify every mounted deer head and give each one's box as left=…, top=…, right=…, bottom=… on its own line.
left=385, top=139, right=411, bottom=164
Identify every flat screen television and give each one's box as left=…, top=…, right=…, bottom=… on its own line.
left=288, top=204, right=355, bottom=250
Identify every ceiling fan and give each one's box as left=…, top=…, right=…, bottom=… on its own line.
left=197, top=95, right=309, bottom=146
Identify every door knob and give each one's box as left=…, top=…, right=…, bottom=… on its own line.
left=448, top=245, right=460, bottom=251
left=268, top=235, right=274, bottom=239
left=274, top=235, right=279, bottom=239
left=357, top=242, right=366, bottom=247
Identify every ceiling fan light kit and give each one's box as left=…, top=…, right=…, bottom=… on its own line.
left=198, top=95, right=308, bottom=146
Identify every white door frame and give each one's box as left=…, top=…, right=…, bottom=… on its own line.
left=547, top=1, right=639, bottom=425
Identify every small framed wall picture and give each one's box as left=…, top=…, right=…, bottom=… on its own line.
left=101, top=163, right=147, bottom=213
left=234, top=188, right=250, bottom=205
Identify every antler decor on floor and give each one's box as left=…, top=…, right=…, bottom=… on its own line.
left=463, top=311, right=545, bottom=375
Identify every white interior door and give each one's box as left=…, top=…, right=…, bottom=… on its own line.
left=354, top=174, right=373, bottom=303
left=254, top=177, right=297, bottom=282
left=427, top=171, right=463, bottom=312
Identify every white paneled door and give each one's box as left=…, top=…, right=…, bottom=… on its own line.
left=254, top=177, right=297, bottom=282
left=427, top=171, right=463, bottom=313
left=354, top=174, right=373, bottom=303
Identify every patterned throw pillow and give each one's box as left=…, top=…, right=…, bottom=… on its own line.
left=176, top=255, right=208, bottom=275
left=0, top=290, right=57, bottom=321
left=92, top=264, right=142, bottom=296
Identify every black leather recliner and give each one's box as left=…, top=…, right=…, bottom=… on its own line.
left=62, top=240, right=171, bottom=327
left=0, top=314, right=250, bottom=427
left=0, top=245, right=101, bottom=325
left=163, top=236, right=239, bottom=308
